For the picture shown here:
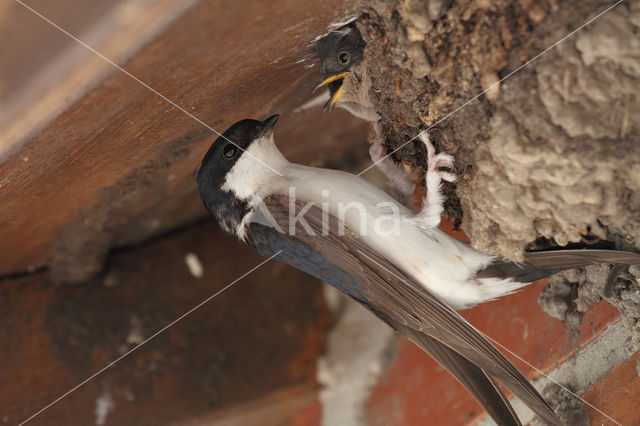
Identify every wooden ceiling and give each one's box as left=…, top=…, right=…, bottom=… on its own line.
left=0, top=0, right=366, bottom=279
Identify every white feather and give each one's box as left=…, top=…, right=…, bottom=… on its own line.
left=221, top=134, right=288, bottom=202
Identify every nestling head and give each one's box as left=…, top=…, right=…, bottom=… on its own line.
left=313, top=23, right=366, bottom=111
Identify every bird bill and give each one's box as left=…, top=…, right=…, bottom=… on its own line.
left=313, top=71, right=350, bottom=111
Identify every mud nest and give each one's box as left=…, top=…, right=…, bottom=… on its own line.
left=356, top=0, right=640, bottom=260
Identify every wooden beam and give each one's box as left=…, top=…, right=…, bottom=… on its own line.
left=0, top=0, right=364, bottom=278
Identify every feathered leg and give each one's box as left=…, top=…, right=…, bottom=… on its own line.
left=413, top=131, right=456, bottom=229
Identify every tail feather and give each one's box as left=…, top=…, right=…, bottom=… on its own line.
left=476, top=249, right=640, bottom=282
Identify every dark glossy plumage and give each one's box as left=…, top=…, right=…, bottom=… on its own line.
left=196, top=116, right=278, bottom=233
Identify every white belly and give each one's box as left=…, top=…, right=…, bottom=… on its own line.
left=276, top=164, right=514, bottom=309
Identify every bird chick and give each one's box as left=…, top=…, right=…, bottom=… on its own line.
left=313, top=23, right=422, bottom=206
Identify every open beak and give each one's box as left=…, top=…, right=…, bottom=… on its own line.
left=313, top=72, right=349, bottom=111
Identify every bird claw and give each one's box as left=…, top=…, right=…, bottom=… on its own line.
left=419, top=132, right=457, bottom=183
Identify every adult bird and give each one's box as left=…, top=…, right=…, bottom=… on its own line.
left=196, top=115, right=640, bottom=425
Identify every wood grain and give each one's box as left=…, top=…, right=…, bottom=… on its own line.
left=0, top=0, right=365, bottom=278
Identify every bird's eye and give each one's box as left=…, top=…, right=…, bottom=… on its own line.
left=338, top=50, right=350, bottom=65
left=222, top=143, right=238, bottom=159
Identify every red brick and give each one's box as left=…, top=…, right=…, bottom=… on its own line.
left=0, top=222, right=330, bottom=425
left=178, top=384, right=319, bottom=426
left=581, top=350, right=640, bottom=426
left=368, top=339, right=485, bottom=425
left=292, top=399, right=322, bottom=426
left=367, top=218, right=622, bottom=425
left=461, top=283, right=620, bottom=377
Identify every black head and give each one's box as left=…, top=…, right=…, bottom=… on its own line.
left=196, top=115, right=279, bottom=216
left=312, top=23, right=365, bottom=110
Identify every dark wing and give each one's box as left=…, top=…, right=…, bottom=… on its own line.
left=476, top=249, right=640, bottom=282
left=246, top=211, right=520, bottom=425
left=388, top=318, right=521, bottom=426
left=243, top=195, right=560, bottom=425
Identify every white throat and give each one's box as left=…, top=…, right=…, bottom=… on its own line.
left=221, top=134, right=289, bottom=203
